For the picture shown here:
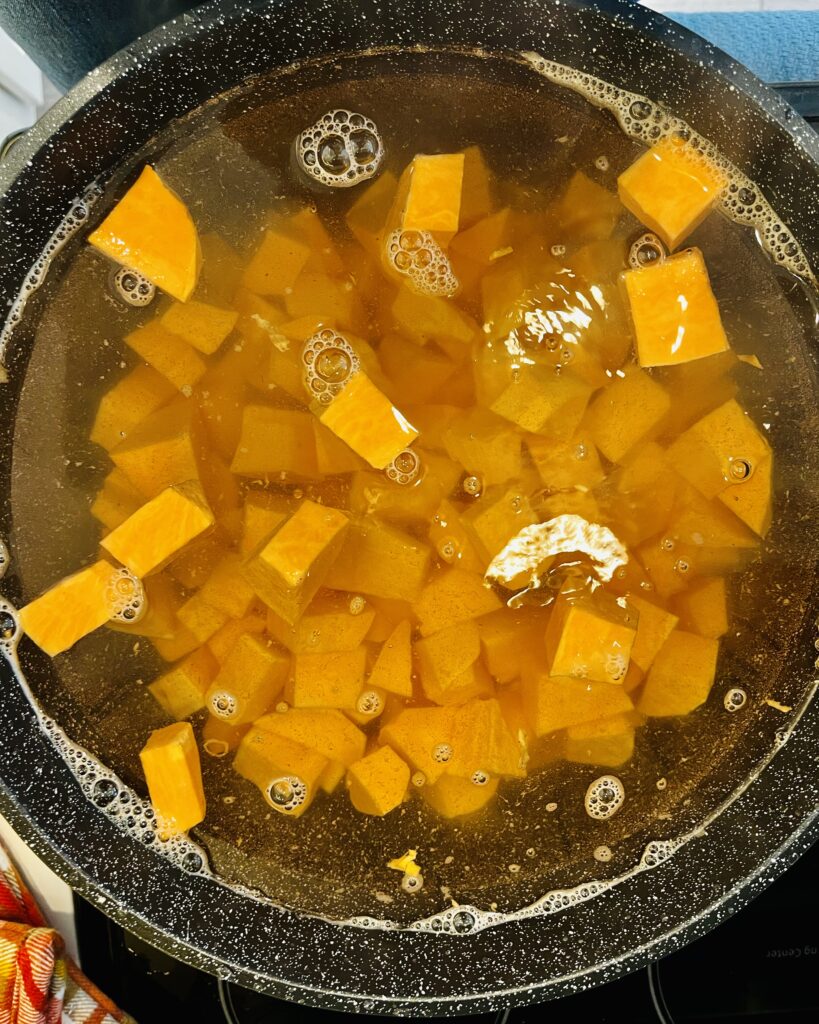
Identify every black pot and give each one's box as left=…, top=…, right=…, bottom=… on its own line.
left=0, top=0, right=818, bottom=1015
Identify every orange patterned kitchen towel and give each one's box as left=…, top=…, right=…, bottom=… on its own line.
left=0, top=839, right=134, bottom=1024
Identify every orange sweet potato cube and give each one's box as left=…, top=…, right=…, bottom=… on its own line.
left=242, top=500, right=349, bottom=624
left=416, top=620, right=485, bottom=706
left=91, top=468, right=142, bottom=531
left=88, top=165, right=201, bottom=302
left=637, top=630, right=719, bottom=717
left=564, top=713, right=636, bottom=768
left=126, top=320, right=208, bottom=393
left=324, top=517, right=432, bottom=602
left=379, top=706, right=457, bottom=784
left=414, top=567, right=502, bottom=637
left=241, top=228, right=311, bottom=296
left=91, top=365, right=176, bottom=451
left=255, top=707, right=366, bottom=768
left=240, top=492, right=294, bottom=558
left=233, top=727, right=327, bottom=816
left=618, top=136, right=727, bottom=251
left=148, top=646, right=219, bottom=720
left=402, top=153, right=465, bottom=235
left=345, top=170, right=398, bottom=256
left=553, top=170, right=622, bottom=240
left=110, top=399, right=201, bottom=499
left=230, top=406, right=318, bottom=477
left=286, top=647, right=367, bottom=709
left=266, top=593, right=374, bottom=654
left=587, top=369, right=671, bottom=463
left=160, top=299, right=238, bottom=355
left=206, top=633, right=289, bottom=724
left=627, top=594, right=679, bottom=674
left=207, top=611, right=266, bottom=663
left=521, top=670, right=634, bottom=737
left=477, top=606, right=548, bottom=684
left=460, top=486, right=538, bottom=563
left=545, top=589, right=638, bottom=684
left=139, top=722, right=205, bottom=838
left=623, top=248, right=730, bottom=367
left=368, top=620, right=414, bottom=697
left=423, top=774, right=499, bottom=818
left=101, top=481, right=214, bottom=578
left=717, top=452, right=773, bottom=538
left=442, top=408, right=522, bottom=485
left=428, top=499, right=486, bottom=573
left=447, top=698, right=527, bottom=779
left=491, top=365, right=592, bottom=440
left=346, top=745, right=410, bottom=816
left=673, top=577, right=729, bottom=638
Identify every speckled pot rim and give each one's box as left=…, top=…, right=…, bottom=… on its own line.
left=0, top=0, right=818, bottom=1014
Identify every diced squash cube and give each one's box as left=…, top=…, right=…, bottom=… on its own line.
left=442, top=408, right=522, bottom=485
left=241, top=228, right=311, bottom=296
left=285, top=271, right=360, bottom=328
left=564, top=713, right=635, bottom=768
left=627, top=594, right=679, bottom=674
left=368, top=620, right=414, bottom=697
left=255, top=707, right=366, bottom=767
left=233, top=727, right=327, bottom=816
left=240, top=492, right=293, bottom=558
left=379, top=706, right=457, bottom=784
left=167, top=533, right=225, bottom=590
left=545, top=589, right=638, bottom=684
left=242, top=500, right=349, bottom=625
left=91, top=365, right=176, bottom=451
left=266, top=593, right=374, bottom=654
left=451, top=206, right=510, bottom=265
left=673, top=577, right=729, bottom=638
left=379, top=333, right=456, bottom=407
left=101, top=481, right=214, bottom=578
left=350, top=450, right=461, bottom=523
left=207, top=611, right=266, bottom=663
left=89, top=165, right=201, bottom=302
left=139, top=722, right=205, bottom=838
left=391, top=286, right=479, bottom=346
left=286, top=648, right=366, bottom=709
left=667, top=484, right=758, bottom=556
left=91, top=467, right=142, bottom=531
left=230, top=406, right=318, bottom=477
left=587, top=369, right=671, bottom=463
left=194, top=350, right=249, bottom=461
left=325, top=517, right=432, bottom=602
left=126, top=320, right=207, bottom=392
left=624, top=248, right=730, bottom=367
left=283, top=206, right=345, bottom=276
left=423, top=773, right=499, bottom=818
left=184, top=555, right=253, bottom=623
left=401, top=153, right=465, bottom=235
left=177, top=590, right=228, bottom=644
left=666, top=398, right=771, bottom=501
left=477, top=607, right=548, bottom=684
left=110, top=399, right=201, bottom=499
left=318, top=372, right=418, bottom=471
left=618, top=136, right=727, bottom=251
left=206, top=633, right=289, bottom=724
left=416, top=620, right=480, bottom=702
left=461, top=486, right=538, bottom=563
left=458, top=145, right=493, bottom=228
left=637, top=630, right=719, bottom=717
left=428, top=499, right=485, bottom=573
left=448, top=698, right=527, bottom=779
left=636, top=539, right=699, bottom=600
left=346, top=745, right=410, bottom=816
left=345, top=170, right=398, bottom=256
left=197, top=451, right=242, bottom=543
left=522, top=671, right=634, bottom=737
left=19, top=560, right=120, bottom=657
left=152, top=620, right=200, bottom=663
left=527, top=431, right=604, bottom=492
left=202, top=715, right=248, bottom=757
left=198, top=233, right=242, bottom=305
left=108, top=572, right=183, bottom=640
left=313, top=420, right=368, bottom=475
left=718, top=452, right=772, bottom=538
left=415, top=568, right=502, bottom=637
left=554, top=171, right=622, bottom=240
left=491, top=365, right=592, bottom=440
left=160, top=299, right=238, bottom=355
left=148, top=646, right=218, bottom=719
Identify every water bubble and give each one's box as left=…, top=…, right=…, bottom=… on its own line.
left=209, top=691, right=237, bottom=719
left=595, top=155, right=610, bottom=172
left=266, top=775, right=307, bottom=814
left=105, top=567, right=146, bottom=624
left=656, top=777, right=667, bottom=791
left=385, top=448, right=421, bottom=486
left=628, top=232, right=667, bottom=270
left=546, top=802, right=558, bottom=813
left=385, top=229, right=458, bottom=297
left=401, top=872, right=424, bottom=894
left=302, top=329, right=360, bottom=405
left=412, top=772, right=426, bottom=788
left=0, top=539, right=9, bottom=578
left=203, top=738, right=230, bottom=758
left=432, top=743, right=453, bottom=764
left=295, top=110, right=384, bottom=188
left=550, top=243, right=566, bottom=258
left=452, top=910, right=475, bottom=933
left=349, top=595, right=366, bottom=616
left=463, top=475, right=482, bottom=497
left=0, top=610, right=17, bottom=641
left=471, top=770, right=490, bottom=786
left=724, top=687, right=747, bottom=712
left=673, top=559, right=690, bottom=575
left=112, top=266, right=156, bottom=307
left=182, top=851, right=204, bottom=873
left=437, top=537, right=460, bottom=563
left=593, top=845, right=613, bottom=862
left=629, top=100, right=652, bottom=120
left=584, top=775, right=625, bottom=820
left=728, top=457, right=753, bottom=482
left=355, top=690, right=383, bottom=716
left=92, top=778, right=119, bottom=807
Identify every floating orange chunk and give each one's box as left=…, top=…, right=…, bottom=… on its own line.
left=202, top=715, right=248, bottom=758
left=255, top=708, right=366, bottom=769
left=101, top=481, right=214, bottom=578
left=139, top=722, right=206, bottom=838
left=160, top=300, right=238, bottom=355
left=545, top=589, right=638, bottom=684
left=241, top=228, right=311, bottom=297
left=414, top=567, right=502, bottom=637
left=345, top=170, right=398, bottom=256
left=91, top=467, right=142, bottom=531
left=564, top=713, right=636, bottom=768
left=717, top=452, right=773, bottom=537
left=673, top=577, right=729, bottom=639
left=623, top=248, right=730, bottom=367
left=587, top=369, right=671, bottom=464
left=207, top=611, right=266, bottom=664
left=233, top=728, right=327, bottom=817
left=627, top=595, right=679, bottom=674
left=459, top=145, right=494, bottom=228
left=637, top=630, right=719, bottom=717
left=423, top=773, right=499, bottom=818
left=554, top=171, right=623, bottom=240
left=19, top=560, right=120, bottom=657
left=242, top=499, right=349, bottom=625
left=415, top=620, right=491, bottom=706
left=286, top=648, right=367, bottom=709
left=126, top=321, right=208, bottom=393
left=90, top=365, right=176, bottom=451
left=88, top=166, right=201, bottom=302
left=379, top=706, right=457, bottom=784
left=318, top=373, right=418, bottom=471
left=266, top=593, right=375, bottom=654
left=367, top=620, right=414, bottom=697
left=402, top=153, right=465, bottom=235
left=230, top=406, right=318, bottom=477
left=346, top=745, right=410, bottom=816
left=148, top=646, right=219, bottom=720
left=206, top=633, right=289, bottom=724
left=325, top=517, right=432, bottom=603
left=110, top=399, right=201, bottom=499
left=618, top=136, right=727, bottom=251
left=521, top=671, right=634, bottom=737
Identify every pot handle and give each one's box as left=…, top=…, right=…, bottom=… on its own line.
left=0, top=0, right=201, bottom=92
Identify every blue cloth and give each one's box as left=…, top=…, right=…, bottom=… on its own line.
left=668, top=11, right=819, bottom=84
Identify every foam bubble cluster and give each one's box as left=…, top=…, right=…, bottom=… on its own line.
left=266, top=775, right=307, bottom=814
left=105, top=567, right=146, bottom=624
left=209, top=691, right=238, bottom=720
left=385, top=448, right=421, bottom=486
left=295, top=109, right=384, bottom=188
left=584, top=775, right=625, bottom=820
left=112, top=266, right=156, bottom=307
left=385, top=229, right=459, bottom=297
left=521, top=53, right=815, bottom=283
left=628, top=232, right=667, bottom=270
left=302, top=328, right=360, bottom=406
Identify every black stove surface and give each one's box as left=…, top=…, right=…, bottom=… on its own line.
left=72, top=82, right=819, bottom=1024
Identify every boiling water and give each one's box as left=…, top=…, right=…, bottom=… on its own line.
left=3, top=49, right=819, bottom=929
